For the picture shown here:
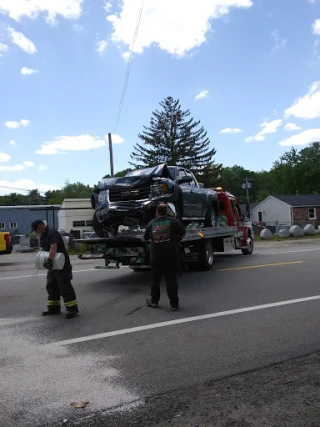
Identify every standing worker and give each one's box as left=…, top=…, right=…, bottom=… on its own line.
left=31, top=220, right=79, bottom=319
left=143, top=203, right=186, bottom=311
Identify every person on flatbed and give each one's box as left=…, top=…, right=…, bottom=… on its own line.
left=143, top=203, right=186, bottom=311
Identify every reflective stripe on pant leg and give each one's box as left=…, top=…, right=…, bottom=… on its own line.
left=46, top=270, right=61, bottom=309
left=57, top=277, right=78, bottom=311
left=64, top=299, right=78, bottom=308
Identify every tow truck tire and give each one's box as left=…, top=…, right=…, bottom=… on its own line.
left=198, top=239, right=214, bottom=271
left=241, top=236, right=254, bottom=255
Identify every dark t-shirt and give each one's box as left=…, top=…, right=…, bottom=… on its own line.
left=144, top=216, right=186, bottom=261
left=40, top=227, right=71, bottom=265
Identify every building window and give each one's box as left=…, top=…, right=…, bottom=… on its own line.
left=308, top=208, right=316, bottom=220
left=0, top=222, right=5, bottom=230
left=86, top=220, right=93, bottom=226
left=9, top=222, right=17, bottom=229
left=73, top=221, right=86, bottom=227
left=258, top=212, right=263, bottom=222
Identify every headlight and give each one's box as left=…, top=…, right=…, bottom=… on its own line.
left=98, top=189, right=110, bottom=203
left=161, top=183, right=169, bottom=193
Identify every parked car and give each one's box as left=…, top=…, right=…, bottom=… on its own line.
left=91, top=163, right=219, bottom=237
left=0, top=232, right=13, bottom=255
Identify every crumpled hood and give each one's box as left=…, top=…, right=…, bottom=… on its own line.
left=96, top=163, right=173, bottom=191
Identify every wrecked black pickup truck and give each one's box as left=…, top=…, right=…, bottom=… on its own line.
left=91, top=163, right=219, bottom=237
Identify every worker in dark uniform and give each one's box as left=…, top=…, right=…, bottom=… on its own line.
left=143, top=203, right=186, bottom=311
left=31, top=220, right=79, bottom=319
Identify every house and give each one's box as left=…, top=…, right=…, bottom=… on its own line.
left=0, top=205, right=59, bottom=236
left=239, top=202, right=259, bottom=220
left=57, top=199, right=93, bottom=234
left=251, top=195, right=320, bottom=228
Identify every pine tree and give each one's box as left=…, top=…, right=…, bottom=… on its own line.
left=129, top=96, right=221, bottom=183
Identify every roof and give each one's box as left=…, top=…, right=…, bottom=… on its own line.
left=0, top=204, right=60, bottom=209
left=272, top=194, right=320, bottom=207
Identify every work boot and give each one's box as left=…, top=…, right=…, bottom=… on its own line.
left=146, top=298, right=159, bottom=308
left=65, top=308, right=79, bottom=319
left=171, top=306, right=180, bottom=312
left=42, top=309, right=61, bottom=316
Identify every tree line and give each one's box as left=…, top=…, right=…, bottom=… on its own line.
left=0, top=96, right=319, bottom=207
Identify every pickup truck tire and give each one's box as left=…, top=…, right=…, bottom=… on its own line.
left=241, top=236, right=254, bottom=255
left=204, top=206, right=217, bottom=227
left=198, top=239, right=214, bottom=271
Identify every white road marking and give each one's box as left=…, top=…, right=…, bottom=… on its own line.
left=0, top=268, right=104, bottom=281
left=261, top=248, right=320, bottom=255
left=52, top=294, right=320, bottom=347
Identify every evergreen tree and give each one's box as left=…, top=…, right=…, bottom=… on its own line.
left=129, top=96, right=220, bottom=180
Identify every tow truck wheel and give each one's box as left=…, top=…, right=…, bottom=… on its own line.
left=241, top=236, right=254, bottom=255
left=199, top=239, right=214, bottom=271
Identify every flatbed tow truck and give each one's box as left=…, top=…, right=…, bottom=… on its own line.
left=76, top=188, right=254, bottom=272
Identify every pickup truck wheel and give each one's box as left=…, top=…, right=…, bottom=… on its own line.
left=241, top=236, right=254, bottom=255
left=204, top=206, right=217, bottom=227
left=198, top=239, right=214, bottom=271
left=93, top=211, right=106, bottom=238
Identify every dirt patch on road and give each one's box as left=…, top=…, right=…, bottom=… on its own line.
left=73, top=351, right=320, bottom=427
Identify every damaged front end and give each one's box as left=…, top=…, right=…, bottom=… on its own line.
left=91, top=164, right=179, bottom=237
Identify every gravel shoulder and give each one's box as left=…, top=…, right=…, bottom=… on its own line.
left=60, top=351, right=320, bottom=427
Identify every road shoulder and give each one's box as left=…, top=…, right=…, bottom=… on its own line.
left=68, top=351, right=320, bottom=427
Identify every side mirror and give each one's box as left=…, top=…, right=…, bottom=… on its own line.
left=177, top=176, right=193, bottom=185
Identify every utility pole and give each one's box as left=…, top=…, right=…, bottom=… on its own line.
left=108, top=133, right=114, bottom=177
left=242, top=177, right=252, bottom=218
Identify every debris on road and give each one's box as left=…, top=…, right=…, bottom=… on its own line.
left=70, top=402, right=89, bottom=409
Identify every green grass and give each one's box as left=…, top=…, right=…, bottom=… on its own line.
left=68, top=243, right=88, bottom=255
left=257, top=233, right=320, bottom=242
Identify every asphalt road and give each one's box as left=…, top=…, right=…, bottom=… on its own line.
left=1, top=240, right=320, bottom=426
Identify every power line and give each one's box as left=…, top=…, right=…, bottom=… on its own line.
left=0, top=185, right=46, bottom=194
left=113, top=0, right=145, bottom=135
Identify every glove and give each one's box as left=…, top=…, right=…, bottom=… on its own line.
left=44, top=258, right=54, bottom=270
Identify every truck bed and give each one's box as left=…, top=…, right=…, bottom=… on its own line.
left=75, top=225, right=238, bottom=246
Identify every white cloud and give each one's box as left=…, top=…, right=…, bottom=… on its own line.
left=107, top=134, right=124, bottom=144
left=73, top=24, right=83, bottom=32
left=0, top=0, right=84, bottom=25
left=285, top=81, right=320, bottom=119
left=0, top=152, right=11, bottom=162
left=23, top=161, right=34, bottom=167
left=9, top=140, right=15, bottom=145
left=4, top=121, right=20, bottom=129
left=104, top=1, right=112, bottom=12
left=245, top=119, right=282, bottom=142
left=271, top=29, right=287, bottom=53
left=106, top=0, right=253, bottom=57
left=38, top=165, right=49, bottom=170
left=313, top=19, right=320, bottom=35
left=279, top=129, right=320, bottom=146
left=21, top=66, right=39, bottom=75
left=195, top=90, right=209, bottom=100
left=285, top=122, right=302, bottom=131
left=0, top=179, right=57, bottom=195
left=0, top=160, right=34, bottom=171
left=0, top=41, right=8, bottom=56
left=8, top=28, right=37, bottom=54
left=220, top=128, right=242, bottom=134
left=36, top=133, right=124, bottom=155
left=4, top=119, right=31, bottom=128
left=96, top=40, right=108, bottom=55
left=20, top=119, right=31, bottom=126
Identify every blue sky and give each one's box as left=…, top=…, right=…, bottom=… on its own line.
left=0, top=0, right=319, bottom=195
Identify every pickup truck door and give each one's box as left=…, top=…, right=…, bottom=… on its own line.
left=177, top=168, right=194, bottom=217
left=185, top=171, right=206, bottom=217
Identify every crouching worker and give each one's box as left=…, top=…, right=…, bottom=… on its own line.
left=143, top=203, right=186, bottom=311
left=31, top=220, right=79, bottom=319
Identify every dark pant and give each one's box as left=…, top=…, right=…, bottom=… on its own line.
left=150, top=257, right=179, bottom=308
left=46, top=267, right=78, bottom=312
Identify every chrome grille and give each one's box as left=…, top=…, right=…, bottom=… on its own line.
left=109, top=186, right=150, bottom=202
